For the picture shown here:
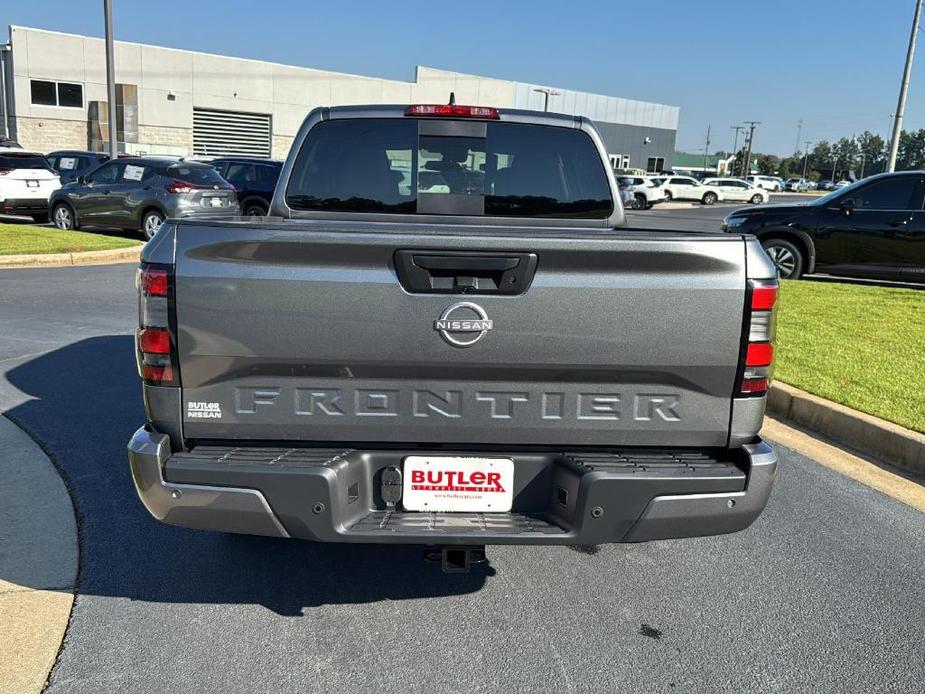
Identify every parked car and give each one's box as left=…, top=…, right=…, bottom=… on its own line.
left=617, top=177, right=636, bottom=208
left=723, top=170, right=925, bottom=282
left=128, top=102, right=779, bottom=569
left=46, top=150, right=109, bottom=185
left=702, top=178, right=769, bottom=203
left=784, top=177, right=813, bottom=192
left=834, top=180, right=852, bottom=189
left=617, top=175, right=667, bottom=209
left=745, top=175, right=782, bottom=192
left=0, top=144, right=61, bottom=222
left=661, top=175, right=723, bottom=205
left=817, top=179, right=835, bottom=191
left=49, top=156, right=239, bottom=239
left=208, top=156, right=282, bottom=216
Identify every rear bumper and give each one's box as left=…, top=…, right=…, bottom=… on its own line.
left=1, top=198, right=51, bottom=214
left=128, top=427, right=777, bottom=545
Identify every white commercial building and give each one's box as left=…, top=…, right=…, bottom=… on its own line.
left=0, top=25, right=679, bottom=170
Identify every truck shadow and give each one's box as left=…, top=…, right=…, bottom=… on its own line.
left=4, top=335, right=492, bottom=616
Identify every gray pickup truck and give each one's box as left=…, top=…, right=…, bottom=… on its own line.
left=128, top=102, right=779, bottom=569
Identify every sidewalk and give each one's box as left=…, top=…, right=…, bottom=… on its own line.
left=0, top=416, right=78, bottom=694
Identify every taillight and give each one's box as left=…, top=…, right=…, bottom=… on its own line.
left=165, top=180, right=201, bottom=194
left=135, top=262, right=179, bottom=386
left=737, top=279, right=778, bottom=397
left=139, top=267, right=168, bottom=297
left=405, top=104, right=500, bottom=119
left=0, top=167, right=13, bottom=176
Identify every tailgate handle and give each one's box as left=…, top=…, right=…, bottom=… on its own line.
left=395, top=251, right=537, bottom=295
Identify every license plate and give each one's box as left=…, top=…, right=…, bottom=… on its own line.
left=402, top=456, right=514, bottom=512
left=26, top=180, right=39, bottom=188
left=207, top=196, right=223, bottom=208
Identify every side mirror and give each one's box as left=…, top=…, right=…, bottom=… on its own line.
left=839, top=198, right=855, bottom=217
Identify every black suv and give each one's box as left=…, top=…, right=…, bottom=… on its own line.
left=46, top=150, right=110, bottom=185
left=723, top=171, right=925, bottom=282
left=49, top=156, right=238, bottom=239
left=209, top=157, right=282, bottom=216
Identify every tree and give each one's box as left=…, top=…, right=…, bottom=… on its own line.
left=756, top=153, right=781, bottom=175
left=810, top=141, right=833, bottom=177
left=856, top=131, right=885, bottom=176
left=897, top=129, right=925, bottom=170
left=832, top=137, right=860, bottom=180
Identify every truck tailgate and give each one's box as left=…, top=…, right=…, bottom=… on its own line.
left=172, top=221, right=746, bottom=447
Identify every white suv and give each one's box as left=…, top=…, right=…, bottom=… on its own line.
left=0, top=143, right=61, bottom=222
left=617, top=175, right=667, bottom=210
left=702, top=178, right=769, bottom=204
left=746, top=175, right=783, bottom=192
left=661, top=175, right=723, bottom=205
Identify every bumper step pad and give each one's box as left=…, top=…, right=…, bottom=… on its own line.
left=350, top=510, right=565, bottom=536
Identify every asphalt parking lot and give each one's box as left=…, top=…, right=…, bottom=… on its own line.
left=624, top=194, right=809, bottom=232
left=0, top=259, right=923, bottom=693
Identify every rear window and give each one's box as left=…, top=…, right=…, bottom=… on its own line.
left=286, top=118, right=613, bottom=218
left=0, top=153, right=53, bottom=171
left=166, top=165, right=227, bottom=186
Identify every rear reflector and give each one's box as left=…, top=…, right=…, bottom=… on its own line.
left=405, top=104, right=500, bottom=119
left=142, top=364, right=174, bottom=383
left=739, top=377, right=769, bottom=395
left=140, top=267, right=168, bottom=297
left=139, top=328, right=171, bottom=354
left=746, top=342, right=774, bottom=367
left=751, top=285, right=779, bottom=311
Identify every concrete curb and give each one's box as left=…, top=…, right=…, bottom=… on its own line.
left=767, top=382, right=925, bottom=476
left=0, top=245, right=142, bottom=269
left=0, top=416, right=79, bottom=694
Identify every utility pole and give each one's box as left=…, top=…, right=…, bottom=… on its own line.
left=832, top=153, right=838, bottom=182
left=802, top=140, right=812, bottom=179
left=532, top=87, right=560, bottom=112
left=795, top=119, right=803, bottom=155
left=703, top=124, right=711, bottom=174
left=888, top=0, right=924, bottom=171
left=730, top=125, right=744, bottom=174
left=104, top=0, right=118, bottom=158
left=742, top=121, right=760, bottom=177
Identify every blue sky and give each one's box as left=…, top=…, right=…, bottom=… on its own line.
left=5, top=0, right=923, bottom=155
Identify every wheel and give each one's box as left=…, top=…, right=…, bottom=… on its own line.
left=52, top=203, right=77, bottom=230
left=141, top=210, right=165, bottom=240
left=761, top=238, right=804, bottom=279
left=663, top=190, right=673, bottom=201
left=242, top=202, right=268, bottom=217
left=702, top=192, right=717, bottom=205
left=750, top=193, right=764, bottom=204
left=632, top=194, right=645, bottom=210
left=31, top=213, right=49, bottom=224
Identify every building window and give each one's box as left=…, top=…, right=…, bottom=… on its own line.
left=30, top=80, right=84, bottom=108
left=608, top=154, right=631, bottom=170
left=646, top=157, right=665, bottom=173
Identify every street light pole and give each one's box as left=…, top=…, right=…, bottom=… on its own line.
left=730, top=125, right=744, bottom=173
left=802, top=140, right=812, bottom=179
left=888, top=0, right=924, bottom=171
left=104, top=0, right=118, bottom=158
left=742, top=121, right=760, bottom=177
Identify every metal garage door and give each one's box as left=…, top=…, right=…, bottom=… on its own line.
left=193, top=108, right=271, bottom=157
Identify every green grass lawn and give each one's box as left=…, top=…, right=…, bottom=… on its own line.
left=0, top=223, right=141, bottom=256
left=775, top=279, right=925, bottom=433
